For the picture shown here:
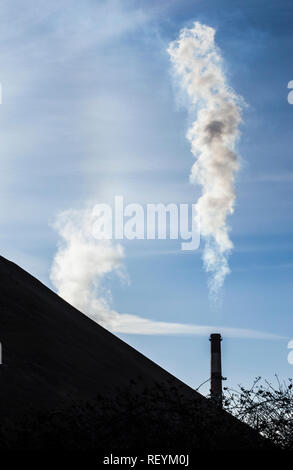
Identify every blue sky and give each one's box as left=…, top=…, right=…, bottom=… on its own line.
left=0, top=0, right=293, bottom=392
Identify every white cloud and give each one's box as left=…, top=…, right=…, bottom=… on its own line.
left=111, top=314, right=284, bottom=340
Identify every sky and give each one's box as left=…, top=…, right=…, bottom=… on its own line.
left=0, top=0, right=293, bottom=392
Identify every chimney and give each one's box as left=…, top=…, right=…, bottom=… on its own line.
left=210, top=333, right=222, bottom=407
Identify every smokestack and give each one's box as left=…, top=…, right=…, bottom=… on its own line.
left=210, top=333, right=222, bottom=407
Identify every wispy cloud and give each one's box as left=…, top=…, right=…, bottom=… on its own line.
left=111, top=314, right=284, bottom=340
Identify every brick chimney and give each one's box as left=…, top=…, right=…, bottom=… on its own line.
left=210, top=333, right=222, bottom=407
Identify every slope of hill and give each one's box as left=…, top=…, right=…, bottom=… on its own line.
left=0, top=256, right=273, bottom=450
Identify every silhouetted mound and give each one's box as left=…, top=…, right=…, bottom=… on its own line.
left=0, top=256, right=273, bottom=450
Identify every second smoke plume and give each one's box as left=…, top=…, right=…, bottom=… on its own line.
left=168, top=22, right=243, bottom=299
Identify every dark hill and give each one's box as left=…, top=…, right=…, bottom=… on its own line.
left=0, top=256, right=273, bottom=451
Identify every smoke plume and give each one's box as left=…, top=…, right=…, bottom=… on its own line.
left=168, top=22, right=243, bottom=298
left=50, top=208, right=124, bottom=329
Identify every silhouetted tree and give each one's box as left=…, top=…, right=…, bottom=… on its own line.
left=223, top=376, right=293, bottom=449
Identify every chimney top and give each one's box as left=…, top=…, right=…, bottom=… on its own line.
left=209, top=333, right=222, bottom=341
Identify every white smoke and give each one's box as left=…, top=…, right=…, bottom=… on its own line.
left=50, top=208, right=282, bottom=340
left=168, top=22, right=243, bottom=298
left=50, top=208, right=124, bottom=329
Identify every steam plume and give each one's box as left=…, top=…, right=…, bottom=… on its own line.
left=168, top=22, right=243, bottom=297
left=50, top=208, right=124, bottom=329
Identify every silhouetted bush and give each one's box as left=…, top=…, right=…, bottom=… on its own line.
left=0, top=379, right=270, bottom=450
left=223, top=376, right=293, bottom=449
